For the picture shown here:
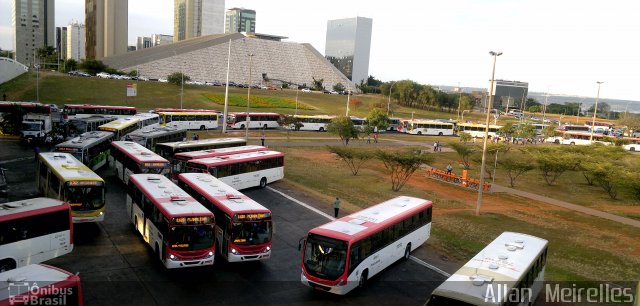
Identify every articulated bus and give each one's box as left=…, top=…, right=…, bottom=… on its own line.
left=158, top=111, right=218, bottom=130
left=172, top=145, right=267, bottom=178
left=300, top=196, right=433, bottom=295
left=407, top=120, right=455, bottom=136
left=110, top=141, right=170, bottom=184
left=227, top=112, right=281, bottom=130
left=67, top=115, right=117, bottom=138
left=98, top=117, right=141, bottom=140
left=457, top=123, right=502, bottom=138
left=290, top=115, right=334, bottom=132
left=54, top=131, right=114, bottom=170
left=185, top=150, right=284, bottom=190
left=36, top=153, right=106, bottom=223
left=126, top=174, right=215, bottom=269
left=155, top=137, right=246, bottom=161
left=427, top=232, right=548, bottom=306
left=0, top=264, right=83, bottom=306
left=125, top=126, right=187, bottom=151
left=0, top=198, right=73, bottom=272
left=64, top=104, right=136, bottom=119
left=178, top=173, right=272, bottom=262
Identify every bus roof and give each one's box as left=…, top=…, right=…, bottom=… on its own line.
left=126, top=126, right=186, bottom=138
left=69, top=115, right=117, bottom=123
left=128, top=174, right=212, bottom=217
left=38, top=153, right=104, bottom=182
left=65, top=104, right=136, bottom=110
left=309, top=196, right=432, bottom=244
left=131, top=113, right=159, bottom=119
left=228, top=112, right=280, bottom=116
left=54, top=131, right=114, bottom=150
left=188, top=150, right=284, bottom=167
left=0, top=198, right=67, bottom=221
left=154, top=108, right=217, bottom=113
left=98, top=117, right=140, bottom=130
left=178, top=173, right=271, bottom=216
left=156, top=138, right=246, bottom=150
left=175, top=145, right=267, bottom=160
left=157, top=111, right=219, bottom=115
left=411, top=119, right=455, bottom=124
left=457, top=122, right=503, bottom=129
left=293, top=115, right=335, bottom=119
left=431, top=232, right=548, bottom=305
left=0, top=264, right=79, bottom=301
left=111, top=141, right=169, bottom=164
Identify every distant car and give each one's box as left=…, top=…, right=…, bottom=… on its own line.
left=329, top=90, right=339, bottom=94
left=158, top=78, right=168, bottom=83
left=97, top=72, right=110, bottom=78
left=623, top=144, right=640, bottom=151
left=78, top=72, right=91, bottom=77
left=138, top=76, right=149, bottom=81
left=301, top=88, right=311, bottom=93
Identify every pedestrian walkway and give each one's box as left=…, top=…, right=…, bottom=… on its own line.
left=492, top=184, right=640, bottom=228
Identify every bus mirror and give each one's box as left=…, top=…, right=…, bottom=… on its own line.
left=298, top=237, right=305, bottom=251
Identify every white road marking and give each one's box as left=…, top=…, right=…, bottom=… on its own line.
left=0, top=156, right=33, bottom=164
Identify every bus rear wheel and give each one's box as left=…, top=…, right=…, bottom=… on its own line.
left=200, top=125, right=206, bottom=130
left=240, top=124, right=245, bottom=129
left=404, top=243, right=412, bottom=260
left=263, top=124, right=268, bottom=129
left=417, top=131, right=422, bottom=135
left=319, top=127, right=325, bottom=132
left=260, top=178, right=267, bottom=188
left=0, top=259, right=16, bottom=272
left=438, top=132, right=443, bottom=136
left=358, top=270, right=368, bottom=288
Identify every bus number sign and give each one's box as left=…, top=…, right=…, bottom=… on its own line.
left=68, top=180, right=103, bottom=186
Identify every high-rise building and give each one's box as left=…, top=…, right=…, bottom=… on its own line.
left=225, top=8, right=256, bottom=33
left=325, top=17, right=372, bottom=84
left=11, top=0, right=55, bottom=66
left=152, top=34, right=173, bottom=46
left=85, top=0, right=128, bottom=59
left=67, top=22, right=85, bottom=60
left=174, top=0, right=225, bottom=42
left=136, top=37, right=152, bottom=50
left=56, top=27, right=67, bottom=61
left=491, top=80, right=529, bottom=109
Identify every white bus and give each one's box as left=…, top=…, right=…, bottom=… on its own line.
left=110, top=141, right=170, bottom=184
left=171, top=145, right=267, bottom=179
left=185, top=150, right=284, bottom=190
left=124, top=126, right=187, bottom=151
left=350, top=116, right=368, bottom=131
left=407, top=120, right=455, bottom=136
left=0, top=198, right=73, bottom=272
left=560, top=131, right=612, bottom=146
left=290, top=115, right=334, bottom=132
left=154, top=138, right=247, bottom=161
left=64, top=104, right=136, bottom=119
left=98, top=117, right=141, bottom=140
left=227, top=112, right=281, bottom=130
left=54, top=131, right=114, bottom=170
left=131, top=113, right=160, bottom=129
left=457, top=123, right=502, bottom=138
left=126, top=174, right=216, bottom=269
left=300, top=196, right=433, bottom=295
left=387, top=118, right=401, bottom=131
left=427, top=232, right=548, bottom=306
left=0, top=264, right=82, bottom=305
left=158, top=111, right=219, bottom=130
left=178, top=173, right=273, bottom=262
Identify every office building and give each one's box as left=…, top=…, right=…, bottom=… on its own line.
left=152, top=34, right=173, bottom=46
left=325, top=17, right=373, bottom=84
left=174, top=0, right=225, bottom=42
left=225, top=8, right=256, bottom=33
left=56, top=27, right=67, bottom=61
left=491, top=80, right=529, bottom=109
left=136, top=36, right=152, bottom=50
left=11, top=0, right=55, bottom=66
left=85, top=0, right=128, bottom=59
left=67, top=22, right=85, bottom=60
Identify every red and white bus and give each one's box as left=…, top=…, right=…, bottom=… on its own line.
left=126, top=174, right=215, bottom=268
left=178, top=173, right=272, bottom=262
left=110, top=141, right=170, bottom=184
left=185, top=150, right=284, bottom=190
left=154, top=108, right=218, bottom=113
left=171, top=145, right=267, bottom=178
left=227, top=112, right=281, bottom=129
left=0, top=198, right=73, bottom=272
left=64, top=104, right=137, bottom=119
left=154, top=138, right=247, bottom=161
left=0, top=264, right=82, bottom=306
left=300, top=196, right=433, bottom=295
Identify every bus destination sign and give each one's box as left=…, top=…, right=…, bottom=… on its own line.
left=173, top=216, right=213, bottom=225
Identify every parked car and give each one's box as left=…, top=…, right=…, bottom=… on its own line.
left=301, top=88, right=312, bottom=93
left=97, top=72, right=111, bottom=78
left=158, top=78, right=168, bottom=83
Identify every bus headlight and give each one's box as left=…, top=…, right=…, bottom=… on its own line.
left=263, top=246, right=271, bottom=253
left=231, top=248, right=238, bottom=255
left=99, top=212, right=103, bottom=216
left=207, top=251, right=214, bottom=258
left=169, top=254, right=176, bottom=260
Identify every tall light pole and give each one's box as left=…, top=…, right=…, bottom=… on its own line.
left=295, top=84, right=299, bottom=116
left=35, top=59, right=40, bottom=102
left=346, top=91, right=350, bottom=117
left=245, top=53, right=254, bottom=140
left=461, top=110, right=470, bottom=122
left=456, top=82, right=463, bottom=121
left=173, top=50, right=184, bottom=109
left=589, top=81, right=604, bottom=142
left=542, top=90, right=549, bottom=124
left=387, top=81, right=396, bottom=116
left=476, top=50, right=502, bottom=216
left=221, top=39, right=232, bottom=134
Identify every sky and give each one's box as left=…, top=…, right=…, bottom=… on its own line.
left=1, top=0, right=639, bottom=101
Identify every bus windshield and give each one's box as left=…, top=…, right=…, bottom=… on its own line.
left=64, top=185, right=105, bottom=210
left=22, top=122, right=41, bottom=131
left=169, top=224, right=215, bottom=251
left=231, top=220, right=272, bottom=245
left=303, top=234, right=347, bottom=280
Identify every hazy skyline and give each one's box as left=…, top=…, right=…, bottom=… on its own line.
left=1, top=0, right=639, bottom=101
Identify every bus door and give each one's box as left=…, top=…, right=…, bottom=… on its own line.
left=221, top=216, right=232, bottom=259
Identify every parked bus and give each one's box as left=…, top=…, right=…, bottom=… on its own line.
left=98, top=117, right=141, bottom=140
left=397, top=119, right=413, bottom=133
left=427, top=232, right=548, bottom=306
left=54, top=131, right=114, bottom=170
left=531, top=123, right=549, bottom=135
left=178, top=173, right=272, bottom=262
left=457, top=123, right=502, bottom=138
left=407, top=120, right=455, bottom=136
left=350, top=116, right=368, bottom=131
left=387, top=118, right=401, bottom=131
left=125, top=126, right=187, bottom=151
left=158, top=111, right=218, bottom=130
left=0, top=198, right=73, bottom=272
left=0, top=264, right=82, bottom=305
left=67, top=115, right=117, bottom=138
left=561, top=131, right=612, bottom=146
left=64, top=104, right=136, bottom=118
left=227, top=112, right=281, bottom=130
left=559, top=124, right=591, bottom=133
left=154, top=108, right=217, bottom=113
left=126, top=174, right=215, bottom=269
left=185, top=150, right=284, bottom=190
left=299, top=196, right=433, bottom=295
left=131, top=113, right=160, bottom=129
left=290, top=115, right=334, bottom=132
left=110, top=141, right=170, bottom=184
left=155, top=137, right=246, bottom=161
left=36, top=153, right=106, bottom=223
left=172, top=145, right=267, bottom=178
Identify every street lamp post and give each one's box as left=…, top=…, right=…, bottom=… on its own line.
left=461, top=110, right=470, bottom=122
left=542, top=90, right=549, bottom=124
left=387, top=81, right=396, bottom=116
left=222, top=39, right=232, bottom=134
left=295, top=85, right=299, bottom=116
left=346, top=91, right=350, bottom=117
left=457, top=83, right=463, bottom=121
left=245, top=54, right=254, bottom=140
left=589, top=81, right=604, bottom=142
left=476, top=50, right=502, bottom=216
left=35, top=60, right=40, bottom=102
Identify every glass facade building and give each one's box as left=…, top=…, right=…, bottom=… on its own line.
left=174, top=0, right=225, bottom=42
left=11, top=0, right=55, bottom=65
left=325, top=17, right=372, bottom=84
left=225, top=8, right=256, bottom=33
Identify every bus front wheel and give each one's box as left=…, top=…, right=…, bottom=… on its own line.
left=0, top=259, right=16, bottom=272
left=240, top=124, right=245, bottom=129
left=263, top=124, right=268, bottom=130
left=319, top=127, right=325, bottom=132
left=200, top=125, right=206, bottom=130
left=438, top=132, right=443, bottom=136
left=417, top=131, right=422, bottom=135
left=358, top=270, right=368, bottom=288
left=260, top=178, right=267, bottom=188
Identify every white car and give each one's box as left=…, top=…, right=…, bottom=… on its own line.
left=301, top=88, right=312, bottom=93
left=158, top=78, right=168, bottom=83
left=97, top=72, right=111, bottom=78
left=623, top=144, right=640, bottom=151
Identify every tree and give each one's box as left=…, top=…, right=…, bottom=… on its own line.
left=471, top=143, right=509, bottom=180
left=528, top=148, right=579, bottom=185
left=366, top=108, right=389, bottom=131
left=327, top=116, right=359, bottom=145
left=499, top=157, right=535, bottom=187
left=587, top=102, right=611, bottom=114
left=458, top=132, right=472, bottom=143
left=528, top=105, right=542, bottom=113
left=541, top=125, right=559, bottom=139
left=167, top=72, right=191, bottom=86
left=79, top=59, right=107, bottom=75
left=312, top=77, right=324, bottom=91
left=376, top=150, right=434, bottom=192
left=513, top=123, right=536, bottom=139
left=327, top=146, right=373, bottom=175
left=458, top=95, right=473, bottom=111
left=333, top=82, right=345, bottom=92
left=589, top=162, right=625, bottom=200
left=64, top=59, right=77, bottom=72
left=617, top=113, right=640, bottom=132
left=448, top=142, right=477, bottom=169
left=498, top=122, right=515, bottom=137
left=278, top=115, right=302, bottom=140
